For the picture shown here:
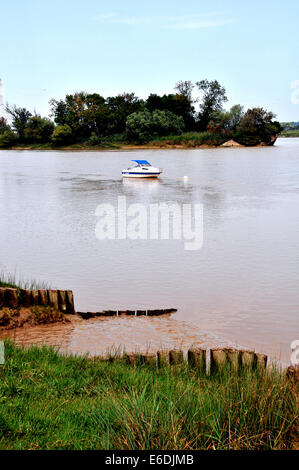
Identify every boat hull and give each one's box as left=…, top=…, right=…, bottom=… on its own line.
left=122, top=173, right=161, bottom=178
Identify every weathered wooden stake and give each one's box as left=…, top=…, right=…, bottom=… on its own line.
left=211, top=349, right=227, bottom=373
left=0, top=288, right=6, bottom=308
left=48, top=290, right=59, bottom=310
left=147, top=310, right=155, bottom=316
left=225, top=348, right=240, bottom=372
left=31, top=290, right=39, bottom=305
left=20, top=289, right=32, bottom=308
left=136, top=310, right=146, bottom=316
left=38, top=290, right=48, bottom=306
left=169, top=350, right=184, bottom=365
left=157, top=350, right=170, bottom=367
left=6, top=288, right=19, bottom=308
left=240, top=350, right=257, bottom=370
left=140, top=353, right=157, bottom=366
left=255, top=353, right=268, bottom=369
left=188, top=348, right=206, bottom=372
left=57, top=290, right=67, bottom=312
left=65, top=290, right=75, bottom=314
left=125, top=353, right=139, bottom=365
left=125, top=310, right=135, bottom=316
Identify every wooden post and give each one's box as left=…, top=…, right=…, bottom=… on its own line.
left=78, top=312, right=93, bottom=319
left=157, top=350, right=169, bottom=367
left=38, top=290, right=48, bottom=306
left=255, top=353, right=268, bottom=369
left=225, top=348, right=240, bottom=372
left=48, top=290, right=59, bottom=310
left=31, top=290, right=39, bottom=305
left=0, top=288, right=6, bottom=308
left=140, top=353, right=156, bottom=366
left=65, top=290, right=75, bottom=314
left=20, top=289, right=32, bottom=308
left=6, top=288, right=19, bottom=308
left=169, top=350, right=184, bottom=365
left=136, top=310, right=146, bottom=316
left=147, top=310, right=155, bottom=316
left=211, top=349, right=227, bottom=373
left=240, top=350, right=257, bottom=370
left=188, top=348, right=206, bottom=372
left=58, top=290, right=67, bottom=312
left=125, top=353, right=140, bottom=365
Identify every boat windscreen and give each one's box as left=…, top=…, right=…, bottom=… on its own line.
left=131, top=160, right=151, bottom=165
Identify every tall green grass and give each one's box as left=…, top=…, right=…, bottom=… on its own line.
left=0, top=270, right=51, bottom=290
left=149, top=132, right=226, bottom=147
left=0, top=341, right=297, bottom=450
left=280, top=130, right=299, bottom=138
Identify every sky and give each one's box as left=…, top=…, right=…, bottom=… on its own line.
left=1, top=0, right=299, bottom=121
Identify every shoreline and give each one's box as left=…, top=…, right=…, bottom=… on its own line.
left=0, top=136, right=290, bottom=152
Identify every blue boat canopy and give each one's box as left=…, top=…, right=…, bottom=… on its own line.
left=132, top=160, right=151, bottom=165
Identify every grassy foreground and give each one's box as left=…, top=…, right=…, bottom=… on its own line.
left=0, top=342, right=297, bottom=450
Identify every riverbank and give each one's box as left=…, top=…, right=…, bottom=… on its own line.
left=0, top=341, right=297, bottom=450
left=0, top=131, right=282, bottom=151
left=280, top=130, right=299, bottom=137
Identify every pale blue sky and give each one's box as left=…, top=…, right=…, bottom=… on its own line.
left=1, top=0, right=298, bottom=120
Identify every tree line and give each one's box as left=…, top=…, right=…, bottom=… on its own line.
left=0, top=80, right=282, bottom=147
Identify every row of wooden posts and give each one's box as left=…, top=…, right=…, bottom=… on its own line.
left=0, top=287, right=75, bottom=314
left=77, top=308, right=177, bottom=319
left=122, top=347, right=268, bottom=373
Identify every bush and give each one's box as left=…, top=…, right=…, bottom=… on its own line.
left=233, top=131, right=262, bottom=146
left=51, top=124, right=73, bottom=146
left=126, top=110, right=184, bottom=143
left=24, top=116, right=54, bottom=143
left=0, top=130, right=18, bottom=148
left=88, top=132, right=101, bottom=146
left=235, top=108, right=280, bottom=146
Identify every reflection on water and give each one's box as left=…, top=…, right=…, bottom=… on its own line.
left=0, top=140, right=299, bottom=363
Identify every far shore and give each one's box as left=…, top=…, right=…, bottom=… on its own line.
left=1, top=136, right=290, bottom=152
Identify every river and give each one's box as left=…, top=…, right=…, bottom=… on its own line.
left=1, top=138, right=298, bottom=363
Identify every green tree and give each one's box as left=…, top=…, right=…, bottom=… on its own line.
left=152, top=109, right=184, bottom=136
left=174, top=80, right=194, bottom=101
left=106, top=93, right=143, bottom=134
left=51, top=124, right=73, bottom=146
left=234, top=107, right=281, bottom=145
left=146, top=93, right=195, bottom=130
left=0, top=129, right=18, bottom=148
left=0, top=117, right=10, bottom=134
left=24, top=116, right=54, bottom=143
left=196, top=79, right=228, bottom=131
left=49, top=92, right=90, bottom=139
left=5, top=104, right=32, bottom=141
left=208, top=105, right=244, bottom=134
left=83, top=93, right=109, bottom=136
left=126, top=110, right=184, bottom=143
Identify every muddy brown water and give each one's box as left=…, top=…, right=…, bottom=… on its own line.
left=1, top=139, right=299, bottom=363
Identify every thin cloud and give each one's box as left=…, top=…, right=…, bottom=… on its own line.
left=167, top=19, right=235, bottom=30
left=95, top=13, right=235, bottom=30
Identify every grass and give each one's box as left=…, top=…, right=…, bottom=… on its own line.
left=0, top=341, right=297, bottom=450
left=0, top=269, right=51, bottom=291
left=280, top=130, right=299, bottom=138
left=149, top=131, right=227, bottom=147
left=0, top=132, right=229, bottom=151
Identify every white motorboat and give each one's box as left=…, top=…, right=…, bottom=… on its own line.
left=122, top=160, right=162, bottom=178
